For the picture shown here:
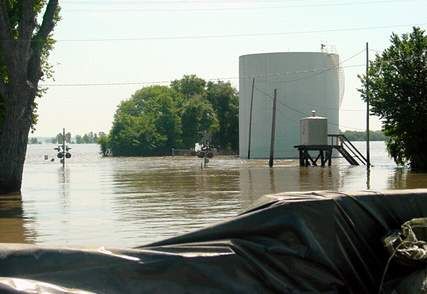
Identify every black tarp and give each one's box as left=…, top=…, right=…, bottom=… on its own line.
left=1, top=189, right=427, bottom=293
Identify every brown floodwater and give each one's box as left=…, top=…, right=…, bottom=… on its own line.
left=1, top=142, right=427, bottom=248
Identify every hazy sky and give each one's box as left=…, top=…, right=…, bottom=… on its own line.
left=33, top=0, right=427, bottom=137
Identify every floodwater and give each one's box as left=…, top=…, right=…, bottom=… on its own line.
left=1, top=142, right=427, bottom=248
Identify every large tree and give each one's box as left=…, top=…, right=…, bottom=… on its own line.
left=181, top=96, right=219, bottom=148
left=359, top=27, right=427, bottom=170
left=0, top=0, right=60, bottom=193
left=206, top=81, right=239, bottom=151
left=172, top=76, right=239, bottom=151
left=104, top=76, right=239, bottom=156
left=171, top=74, right=206, bottom=99
left=109, top=86, right=182, bottom=156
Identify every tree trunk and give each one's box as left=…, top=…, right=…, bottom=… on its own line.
left=0, top=92, right=32, bottom=194
left=0, top=0, right=60, bottom=195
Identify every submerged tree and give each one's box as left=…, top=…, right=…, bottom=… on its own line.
left=172, top=76, right=239, bottom=151
left=181, top=96, right=219, bottom=148
left=0, top=1, right=60, bottom=194
left=359, top=27, right=427, bottom=170
left=106, top=76, right=239, bottom=156
left=97, top=133, right=110, bottom=156
left=206, top=81, right=239, bottom=151
left=109, top=86, right=181, bottom=156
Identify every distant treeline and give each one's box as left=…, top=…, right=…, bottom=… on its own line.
left=28, top=132, right=106, bottom=144
left=29, top=137, right=42, bottom=144
left=74, top=132, right=106, bottom=144
left=341, top=130, right=387, bottom=141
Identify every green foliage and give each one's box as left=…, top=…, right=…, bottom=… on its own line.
left=358, top=27, right=427, bottom=169
left=107, top=76, right=239, bottom=156
left=55, top=132, right=71, bottom=144
left=206, top=81, right=239, bottom=151
left=74, top=132, right=102, bottom=144
left=5, top=1, right=55, bottom=33
left=181, top=96, right=219, bottom=148
left=142, top=87, right=182, bottom=151
left=341, top=130, right=387, bottom=141
left=0, top=1, right=60, bottom=130
left=109, top=86, right=181, bottom=156
left=97, top=133, right=110, bottom=156
left=171, top=74, right=206, bottom=98
left=110, top=113, right=165, bottom=156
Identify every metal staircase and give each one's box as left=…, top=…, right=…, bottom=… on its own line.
left=328, top=134, right=369, bottom=166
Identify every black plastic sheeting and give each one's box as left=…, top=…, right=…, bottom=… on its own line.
left=1, top=189, right=427, bottom=293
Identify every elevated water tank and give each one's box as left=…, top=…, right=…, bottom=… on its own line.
left=300, top=111, right=328, bottom=146
left=239, top=52, right=341, bottom=158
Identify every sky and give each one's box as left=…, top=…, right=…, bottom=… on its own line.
left=32, top=0, right=427, bottom=137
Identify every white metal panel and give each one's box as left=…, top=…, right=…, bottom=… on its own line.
left=239, top=52, right=340, bottom=159
left=300, top=116, right=328, bottom=146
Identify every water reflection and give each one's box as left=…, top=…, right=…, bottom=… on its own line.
left=239, top=165, right=342, bottom=204
left=0, top=195, right=34, bottom=243
left=1, top=142, right=424, bottom=247
left=110, top=160, right=242, bottom=243
left=58, top=167, right=71, bottom=210
left=389, top=168, right=427, bottom=189
left=366, top=167, right=371, bottom=190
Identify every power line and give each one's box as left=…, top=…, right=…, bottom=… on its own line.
left=60, top=0, right=409, bottom=4
left=42, top=80, right=173, bottom=87
left=4, top=22, right=424, bottom=43
left=63, top=0, right=419, bottom=12
left=247, top=48, right=368, bottom=131
left=246, top=64, right=364, bottom=83
left=254, top=49, right=365, bottom=85
left=51, top=23, right=427, bottom=42
left=40, top=63, right=364, bottom=87
left=254, top=86, right=365, bottom=131
left=40, top=49, right=366, bottom=129
left=41, top=77, right=238, bottom=87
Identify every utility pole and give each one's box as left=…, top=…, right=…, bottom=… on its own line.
left=247, top=77, right=255, bottom=159
left=269, top=89, right=277, bottom=168
left=62, top=128, right=66, bottom=168
left=54, top=128, right=72, bottom=168
left=366, top=42, right=371, bottom=168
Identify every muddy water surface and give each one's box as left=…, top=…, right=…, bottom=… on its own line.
left=1, top=142, right=427, bottom=247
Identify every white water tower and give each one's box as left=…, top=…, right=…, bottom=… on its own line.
left=239, top=52, right=342, bottom=158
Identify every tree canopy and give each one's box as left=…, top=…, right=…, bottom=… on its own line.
left=206, top=81, right=239, bottom=151
left=109, top=86, right=181, bottom=156
left=171, top=74, right=206, bottom=98
left=0, top=0, right=59, bottom=130
left=359, top=27, right=427, bottom=169
left=102, top=75, right=239, bottom=156
left=181, top=96, right=219, bottom=148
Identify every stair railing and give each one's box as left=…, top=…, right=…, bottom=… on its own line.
left=328, top=134, right=369, bottom=166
